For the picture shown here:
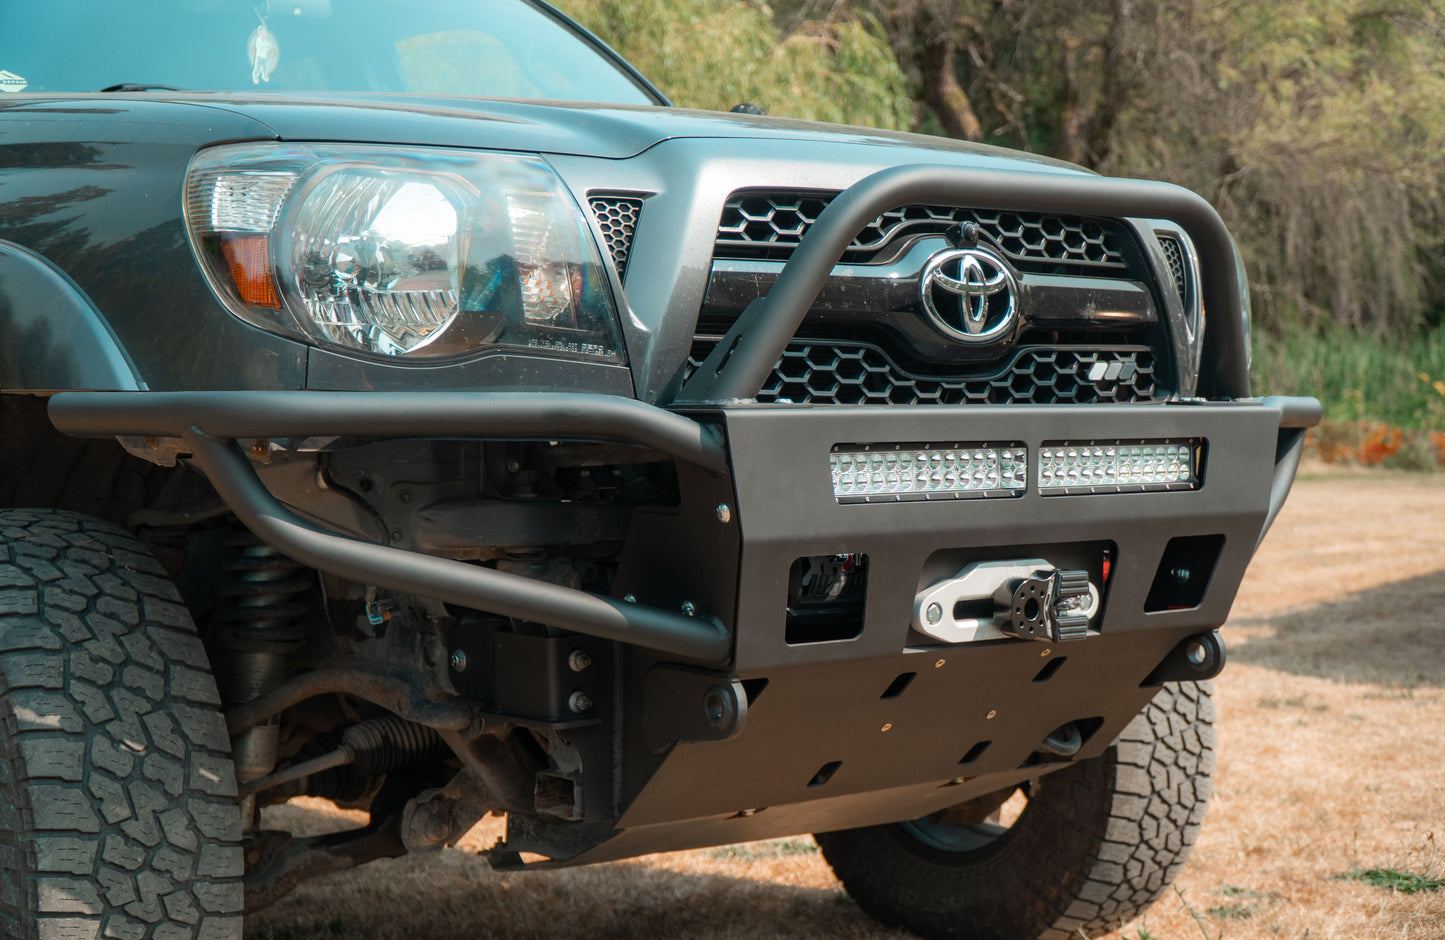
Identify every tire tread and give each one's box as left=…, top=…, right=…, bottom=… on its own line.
left=816, top=681, right=1216, bottom=940
left=0, top=510, right=242, bottom=940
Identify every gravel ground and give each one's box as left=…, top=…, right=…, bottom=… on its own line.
left=245, top=467, right=1445, bottom=940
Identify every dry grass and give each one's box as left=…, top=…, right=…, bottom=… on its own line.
left=246, top=466, right=1445, bottom=940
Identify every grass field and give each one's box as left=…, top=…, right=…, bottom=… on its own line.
left=1253, top=324, right=1445, bottom=432
left=245, top=467, right=1445, bottom=940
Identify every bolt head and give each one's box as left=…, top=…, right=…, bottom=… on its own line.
left=568, top=691, right=594, bottom=714
left=715, top=503, right=733, bottom=524
left=568, top=649, right=593, bottom=673
left=925, top=602, right=943, bottom=625
left=623, top=593, right=637, bottom=604
left=449, top=650, right=468, bottom=673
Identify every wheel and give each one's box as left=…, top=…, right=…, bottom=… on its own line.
left=0, top=509, right=243, bottom=939
left=815, top=681, right=1216, bottom=940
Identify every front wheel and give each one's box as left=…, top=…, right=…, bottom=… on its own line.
left=816, top=681, right=1215, bottom=940
left=0, top=510, right=243, bottom=939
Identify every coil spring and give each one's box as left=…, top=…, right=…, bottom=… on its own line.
left=215, top=531, right=316, bottom=704
left=215, top=531, right=314, bottom=646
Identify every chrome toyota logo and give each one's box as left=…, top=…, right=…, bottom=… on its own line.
left=920, top=247, right=1019, bottom=343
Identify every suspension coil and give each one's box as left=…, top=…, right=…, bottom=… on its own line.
left=216, top=531, right=315, bottom=648
left=216, top=529, right=319, bottom=803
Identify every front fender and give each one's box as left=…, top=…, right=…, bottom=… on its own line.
left=0, top=240, right=142, bottom=392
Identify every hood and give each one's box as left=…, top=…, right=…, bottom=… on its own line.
left=147, top=91, right=1089, bottom=172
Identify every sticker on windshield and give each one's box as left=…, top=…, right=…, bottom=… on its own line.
left=0, top=70, right=27, bottom=93
left=249, top=23, right=280, bottom=84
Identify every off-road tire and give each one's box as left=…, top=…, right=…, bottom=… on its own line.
left=0, top=509, right=243, bottom=939
left=816, top=681, right=1215, bottom=940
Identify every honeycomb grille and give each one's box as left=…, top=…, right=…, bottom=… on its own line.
left=715, top=191, right=1132, bottom=271
left=688, top=339, right=1162, bottom=405
left=1157, top=233, right=1193, bottom=311
left=589, top=194, right=644, bottom=279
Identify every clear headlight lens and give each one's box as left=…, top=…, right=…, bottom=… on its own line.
left=184, top=143, right=624, bottom=363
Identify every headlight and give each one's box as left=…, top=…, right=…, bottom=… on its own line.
left=184, top=143, right=625, bottom=363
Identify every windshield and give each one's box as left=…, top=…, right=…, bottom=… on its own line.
left=0, top=0, right=657, bottom=105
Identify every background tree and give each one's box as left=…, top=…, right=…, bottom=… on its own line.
left=570, top=0, right=1445, bottom=338
left=567, top=0, right=912, bottom=130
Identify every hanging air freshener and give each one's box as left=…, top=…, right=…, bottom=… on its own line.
left=249, top=20, right=280, bottom=84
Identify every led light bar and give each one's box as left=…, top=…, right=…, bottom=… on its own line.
left=831, top=443, right=1027, bottom=504
left=1038, top=439, right=1201, bottom=495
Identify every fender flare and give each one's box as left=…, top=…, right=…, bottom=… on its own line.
left=0, top=240, right=143, bottom=392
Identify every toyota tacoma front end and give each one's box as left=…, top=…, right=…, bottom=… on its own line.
left=0, top=3, right=1316, bottom=938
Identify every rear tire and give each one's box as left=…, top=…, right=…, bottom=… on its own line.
left=0, top=509, right=243, bottom=939
left=816, top=681, right=1215, bottom=940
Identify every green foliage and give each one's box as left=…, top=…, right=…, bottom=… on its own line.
left=1252, top=322, right=1445, bottom=429
left=1337, top=866, right=1445, bottom=894
left=563, top=0, right=912, bottom=129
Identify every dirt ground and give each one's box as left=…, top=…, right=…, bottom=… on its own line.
left=245, top=467, right=1445, bottom=940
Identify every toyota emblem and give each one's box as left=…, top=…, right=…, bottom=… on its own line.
left=920, top=246, right=1020, bottom=343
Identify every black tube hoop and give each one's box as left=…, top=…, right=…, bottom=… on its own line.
left=680, top=164, right=1250, bottom=403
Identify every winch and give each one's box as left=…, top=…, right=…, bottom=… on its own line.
left=911, top=559, right=1101, bottom=644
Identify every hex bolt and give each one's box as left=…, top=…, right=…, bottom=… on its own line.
left=715, top=503, right=733, bottom=524
left=250, top=439, right=269, bottom=458
left=568, top=691, right=593, bottom=714
left=925, top=602, right=943, bottom=625
left=449, top=649, right=468, bottom=673
left=568, top=649, right=593, bottom=673
left=417, top=811, right=450, bottom=847
left=681, top=601, right=698, bottom=616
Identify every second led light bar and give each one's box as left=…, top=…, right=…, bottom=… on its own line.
left=1038, top=440, right=1200, bottom=495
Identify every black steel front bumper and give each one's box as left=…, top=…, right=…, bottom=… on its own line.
left=50, top=388, right=1318, bottom=860
left=48, top=390, right=1318, bottom=668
